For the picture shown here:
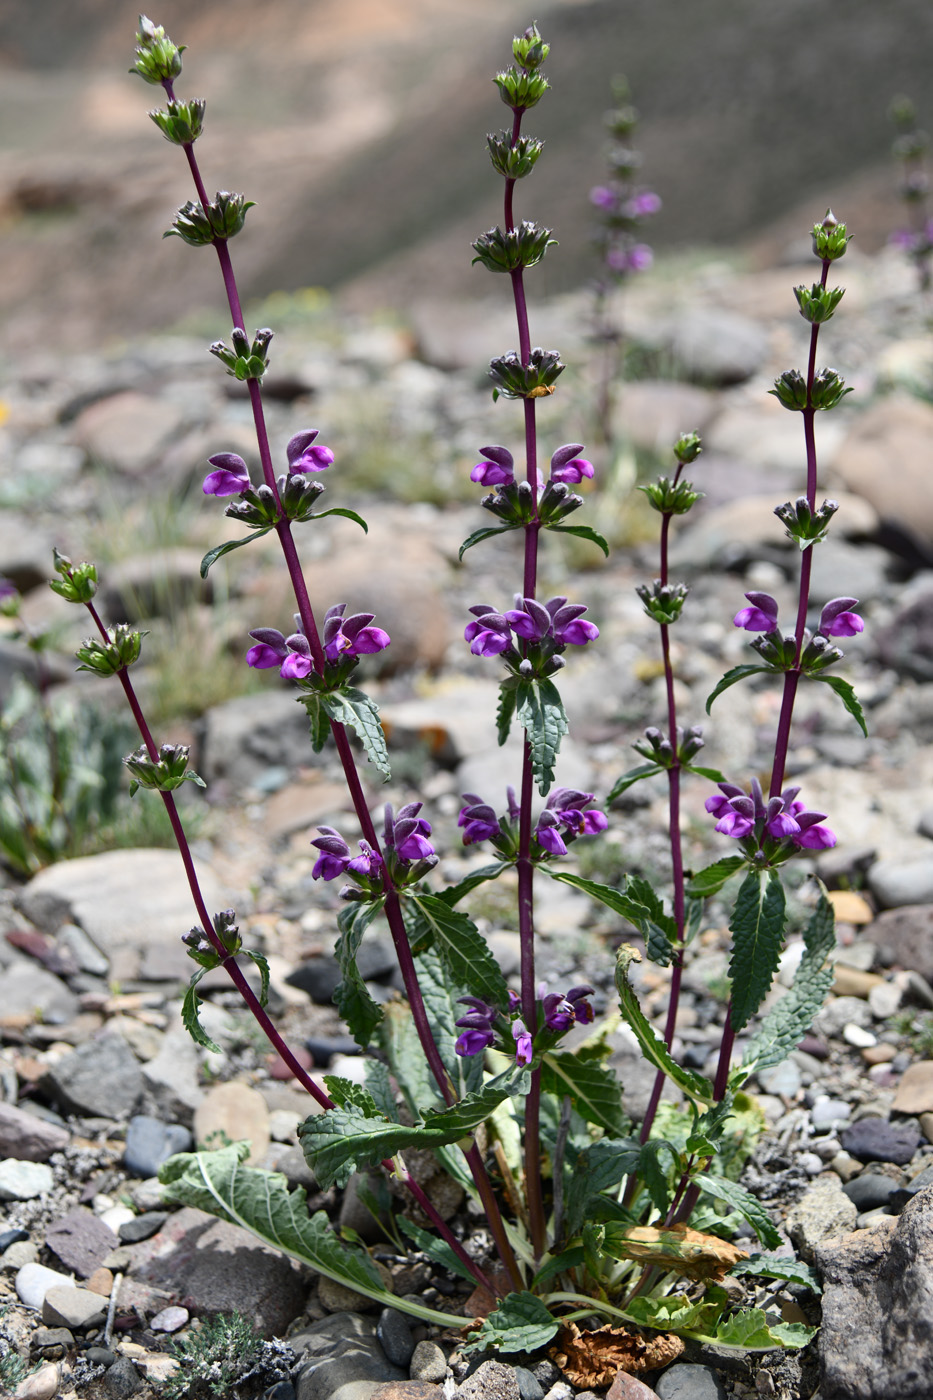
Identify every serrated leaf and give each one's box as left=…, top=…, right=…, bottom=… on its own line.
left=615, top=946, right=713, bottom=1107
left=415, top=946, right=484, bottom=1099
left=497, top=677, right=518, bottom=747
left=563, top=1139, right=641, bottom=1237
left=334, top=900, right=385, bottom=1049
left=297, top=692, right=331, bottom=752
left=461, top=1291, right=559, bottom=1355
left=321, top=687, right=391, bottom=781
left=607, top=762, right=664, bottom=801
left=684, top=895, right=704, bottom=945
left=549, top=871, right=678, bottom=966
left=731, top=1252, right=821, bottom=1292
left=702, top=1307, right=816, bottom=1351
left=459, top=523, right=520, bottom=560
left=298, top=1062, right=529, bottom=1189
left=684, top=763, right=726, bottom=782
left=687, top=856, right=746, bottom=897
left=624, top=1289, right=726, bottom=1336
left=540, top=1051, right=626, bottom=1137
left=638, top=1139, right=680, bottom=1215
left=729, top=871, right=787, bottom=1033
left=515, top=677, right=569, bottom=796
left=181, top=969, right=221, bottom=1053
left=813, top=674, right=868, bottom=736
left=437, top=862, right=512, bottom=906
left=698, top=1172, right=781, bottom=1249
left=158, top=1144, right=468, bottom=1327
left=407, top=893, right=509, bottom=1009
left=308, top=506, right=368, bottom=531
left=245, top=949, right=270, bottom=1008
left=364, top=1059, right=400, bottom=1123
left=397, top=1214, right=478, bottom=1284
left=200, top=528, right=272, bottom=578
left=379, top=999, right=443, bottom=1118
left=547, top=522, right=610, bottom=557
left=323, top=1075, right=380, bottom=1115
left=706, top=664, right=774, bottom=714
left=740, top=889, right=835, bottom=1078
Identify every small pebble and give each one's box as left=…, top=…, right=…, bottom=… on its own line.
left=15, top=1262, right=74, bottom=1310
left=102, top=1354, right=142, bottom=1397
left=0, top=1160, right=53, bottom=1202
left=86, top=1267, right=114, bottom=1297
left=3, top=1241, right=38, bottom=1269
left=118, top=1211, right=167, bottom=1244
left=377, top=1307, right=415, bottom=1367
left=13, top=1360, right=60, bottom=1400
left=843, top=1022, right=877, bottom=1049
left=514, top=1366, right=546, bottom=1400
left=810, top=1097, right=852, bottom=1131
left=85, top=1347, right=117, bottom=1366
left=862, top=1042, right=897, bottom=1065
left=409, top=1339, right=447, bottom=1383
left=150, top=1305, right=189, bottom=1333
left=0, top=1228, right=29, bottom=1251
left=799, top=1151, right=824, bottom=1176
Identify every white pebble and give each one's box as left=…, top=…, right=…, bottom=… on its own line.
left=98, top=1204, right=136, bottom=1232
left=14, top=1361, right=60, bottom=1400
left=843, top=1022, right=877, bottom=1049
left=799, top=1152, right=824, bottom=1176
left=15, top=1262, right=74, bottom=1310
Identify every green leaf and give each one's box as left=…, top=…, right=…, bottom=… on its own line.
left=531, top=1246, right=586, bottom=1289
left=323, top=1076, right=380, bottom=1115
left=414, top=946, right=484, bottom=1100
left=615, top=946, right=714, bottom=1106
left=813, top=674, right=868, bottom=736
left=706, top=665, right=774, bottom=714
left=200, top=528, right=272, bottom=578
left=563, top=1138, right=641, bottom=1236
left=364, top=1059, right=400, bottom=1123
left=497, top=676, right=518, bottom=747
left=397, top=1215, right=478, bottom=1284
left=624, top=1290, right=726, bottom=1336
left=461, top=1291, right=559, bottom=1355
left=308, top=506, right=368, bottom=532
left=298, top=1063, right=529, bottom=1189
left=638, top=1139, right=680, bottom=1215
left=245, top=950, right=270, bottom=1008
left=547, top=871, right=678, bottom=966
left=698, top=1172, right=781, bottom=1249
left=158, top=1144, right=468, bottom=1327
left=547, top=523, right=610, bottom=557
left=407, top=893, right=509, bottom=1010
left=379, top=999, right=443, bottom=1118
left=181, top=968, right=221, bottom=1053
left=702, top=1307, right=816, bottom=1351
left=321, top=687, right=390, bottom=781
left=515, top=677, right=569, bottom=796
left=334, top=900, right=385, bottom=1048
left=729, top=871, right=787, bottom=1033
left=607, top=762, right=664, bottom=801
left=297, top=692, right=331, bottom=752
left=731, top=1252, right=821, bottom=1292
left=437, top=862, right=512, bottom=906
left=459, top=523, right=520, bottom=560
left=684, top=763, right=726, bottom=782
left=540, top=1051, right=626, bottom=1137
left=740, top=889, right=835, bottom=1078
left=687, top=856, right=746, bottom=897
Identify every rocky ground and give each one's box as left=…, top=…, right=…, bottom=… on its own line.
left=2, top=239, right=933, bottom=1400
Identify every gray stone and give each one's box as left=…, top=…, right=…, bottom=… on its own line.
left=55, top=923, right=109, bottom=977
left=613, top=379, right=719, bottom=454
left=0, top=1101, right=69, bottom=1161
left=101, top=1355, right=142, bottom=1398
left=868, top=906, right=933, bottom=984
left=757, top=1059, right=802, bottom=1097
left=118, top=1211, right=168, bottom=1243
left=513, top=1367, right=545, bottom=1400
left=70, top=390, right=188, bottom=477
left=377, top=1308, right=414, bottom=1368
left=456, top=1360, right=520, bottom=1400
left=834, top=393, right=933, bottom=554
left=150, top=1304, right=189, bottom=1332
left=869, top=858, right=933, bottom=910
left=196, top=690, right=324, bottom=790
left=99, top=547, right=212, bottom=623
left=0, top=959, right=79, bottom=1027
left=0, top=513, right=58, bottom=593
left=140, top=1030, right=204, bottom=1125
left=843, top=1173, right=902, bottom=1212
left=296, top=1344, right=404, bottom=1400
left=408, top=1341, right=446, bottom=1384
left=337, top=1172, right=390, bottom=1244
left=786, top=1176, right=858, bottom=1261
left=289, top=1313, right=377, bottom=1361
left=45, top=1208, right=118, bottom=1278
left=123, top=1115, right=192, bottom=1178
left=818, top=1187, right=933, bottom=1398
left=15, top=1263, right=74, bottom=1309
left=655, top=1364, right=727, bottom=1400
left=661, top=308, right=768, bottom=386
left=287, top=937, right=395, bottom=1004
left=41, top=1283, right=108, bottom=1330
left=841, top=1117, right=922, bottom=1166
left=3, top=1240, right=38, bottom=1268
left=810, top=1098, right=852, bottom=1132
left=39, top=1034, right=143, bottom=1121
left=808, top=538, right=890, bottom=608
left=0, top=1159, right=53, bottom=1201
left=813, top=995, right=873, bottom=1039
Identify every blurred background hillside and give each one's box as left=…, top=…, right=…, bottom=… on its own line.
left=1, top=0, right=932, bottom=349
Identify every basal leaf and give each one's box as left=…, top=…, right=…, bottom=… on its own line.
left=729, top=871, right=787, bottom=1033
left=497, top=676, right=518, bottom=747
left=687, top=856, right=746, bottom=897
left=158, top=1144, right=467, bottom=1327
left=200, top=527, right=272, bottom=578
left=615, top=946, right=714, bottom=1107
left=563, top=1138, right=641, bottom=1237
left=624, top=1289, right=726, bottom=1336
left=397, top=1215, right=477, bottom=1284
left=731, top=1252, right=821, bottom=1291
left=703, top=1307, right=816, bottom=1351
left=298, top=1063, right=529, bottom=1190
left=245, top=949, right=270, bottom=1008
left=547, top=522, right=610, bottom=557
left=308, top=506, right=368, bottom=531
left=321, top=687, right=391, bottom=781
left=459, top=523, right=520, bottom=561
left=638, top=1138, right=680, bottom=1215
left=515, top=677, right=569, bottom=796
left=813, top=674, right=868, bottom=737
left=698, top=1172, right=781, bottom=1249
left=461, top=1291, right=559, bottom=1355
left=181, top=968, right=221, bottom=1053
left=706, top=664, right=774, bottom=714
left=334, top=900, right=385, bottom=1048
left=540, top=1050, right=626, bottom=1137
left=740, top=888, right=835, bottom=1078
left=407, top=893, right=509, bottom=1009
left=607, top=762, right=664, bottom=801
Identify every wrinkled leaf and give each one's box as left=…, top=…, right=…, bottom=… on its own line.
left=245, top=949, right=270, bottom=1008
left=549, top=1320, right=684, bottom=1383
left=701, top=1308, right=816, bottom=1351
left=414, top=946, right=484, bottom=1099
left=462, top=1291, right=558, bottom=1355
left=698, top=1172, right=781, bottom=1249
left=497, top=677, right=518, bottom=747
left=297, top=691, right=331, bottom=752
left=563, top=1138, right=641, bottom=1237
left=730, top=1252, right=821, bottom=1292
left=540, top=1051, right=626, bottom=1137
left=407, top=893, right=509, bottom=1010
left=397, top=1214, right=477, bottom=1284
left=515, top=677, right=569, bottom=796
left=334, top=900, right=385, bottom=1048
left=729, top=871, right=787, bottom=1033
left=181, top=967, right=220, bottom=1053
left=740, top=888, right=835, bottom=1078
left=321, top=687, right=391, bottom=781
left=597, top=1220, right=749, bottom=1283
left=364, top=1059, right=400, bottom=1123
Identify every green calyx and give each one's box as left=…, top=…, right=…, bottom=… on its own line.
left=810, top=210, right=850, bottom=261
left=123, top=742, right=206, bottom=796
left=486, top=131, right=544, bottom=180
left=210, top=326, right=273, bottom=381
left=488, top=347, right=564, bottom=401
left=809, top=367, right=853, bottom=411
left=131, top=15, right=184, bottom=85
left=773, top=496, right=838, bottom=549
left=512, top=24, right=549, bottom=70
left=149, top=97, right=205, bottom=145
left=165, top=191, right=255, bottom=246
left=76, top=624, right=144, bottom=677
left=769, top=367, right=851, bottom=413
left=639, top=476, right=703, bottom=516
left=494, top=66, right=549, bottom=112
left=793, top=282, right=845, bottom=324
left=49, top=549, right=98, bottom=604
left=636, top=579, right=690, bottom=625
left=472, top=221, right=556, bottom=274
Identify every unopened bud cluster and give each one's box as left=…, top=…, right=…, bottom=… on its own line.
left=76, top=624, right=143, bottom=677
left=634, top=724, right=705, bottom=768
left=123, top=742, right=206, bottom=796
left=210, top=327, right=273, bottom=381
left=149, top=97, right=205, bottom=145
left=774, top=496, right=838, bottom=549
left=166, top=191, right=255, bottom=246
left=131, top=16, right=184, bottom=85
left=639, top=474, right=703, bottom=516
left=49, top=550, right=97, bottom=605
left=472, top=221, right=556, bottom=274
left=488, top=347, right=564, bottom=401
left=636, top=580, right=690, bottom=626
left=810, top=209, right=850, bottom=261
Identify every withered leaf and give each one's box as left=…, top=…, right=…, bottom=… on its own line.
left=607, top=1223, right=749, bottom=1283
left=550, top=1321, right=685, bottom=1385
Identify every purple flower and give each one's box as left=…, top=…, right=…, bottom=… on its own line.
left=512, top=1020, right=533, bottom=1066
left=625, top=191, right=662, bottom=217
left=455, top=995, right=497, bottom=1058
left=733, top=593, right=780, bottom=633
left=535, top=788, right=607, bottom=855
left=465, top=605, right=513, bottom=657
left=456, top=1026, right=495, bottom=1056
left=550, top=443, right=595, bottom=486
left=286, top=429, right=334, bottom=474
left=203, top=451, right=251, bottom=496
left=347, top=841, right=383, bottom=879
left=818, top=597, right=864, bottom=638
left=543, top=984, right=595, bottom=1033
left=323, top=603, right=391, bottom=664
left=310, top=826, right=351, bottom=881
left=247, top=624, right=316, bottom=679
left=384, top=802, right=435, bottom=862
left=506, top=596, right=600, bottom=648
left=706, top=779, right=835, bottom=851
left=607, top=243, right=653, bottom=273
left=590, top=184, right=617, bottom=211
left=471, top=444, right=514, bottom=487
left=458, top=794, right=501, bottom=845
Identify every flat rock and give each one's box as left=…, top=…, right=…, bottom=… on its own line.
left=655, top=1364, right=726, bottom=1400
left=785, top=1176, right=858, bottom=1261
left=69, top=390, right=188, bottom=476
left=196, top=690, right=323, bottom=790
left=818, top=1187, right=933, bottom=1399
left=865, top=906, right=933, bottom=982
left=45, top=1208, right=118, bottom=1278
left=657, top=307, right=769, bottom=386
left=0, top=1159, right=54, bottom=1201
left=833, top=393, right=933, bottom=550
left=130, top=1205, right=306, bottom=1336
left=15, top=1262, right=74, bottom=1309
left=893, top=1061, right=933, bottom=1116
left=41, top=1283, right=108, bottom=1330
left=39, top=1033, right=143, bottom=1121
left=99, top=547, right=212, bottom=623
left=456, top=1360, right=521, bottom=1400
left=12, top=1360, right=61, bottom=1400
left=841, top=1116, right=922, bottom=1166
left=140, top=1029, right=204, bottom=1125
left=0, top=959, right=80, bottom=1028
left=612, top=379, right=719, bottom=454
left=193, top=1081, right=270, bottom=1164
left=606, top=1376, right=661, bottom=1400
left=868, top=858, right=933, bottom=910
left=0, top=1102, right=69, bottom=1161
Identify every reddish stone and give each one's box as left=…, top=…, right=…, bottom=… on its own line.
left=266, top=1046, right=314, bottom=1080
left=607, top=1372, right=661, bottom=1400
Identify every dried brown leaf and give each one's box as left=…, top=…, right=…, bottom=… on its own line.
left=550, top=1321, right=685, bottom=1385
left=608, top=1223, right=748, bottom=1283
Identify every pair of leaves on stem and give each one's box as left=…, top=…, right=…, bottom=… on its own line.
left=707, top=664, right=867, bottom=736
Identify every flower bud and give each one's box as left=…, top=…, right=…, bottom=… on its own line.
left=131, top=16, right=185, bottom=85
left=488, top=347, right=564, bottom=401
left=811, top=209, right=850, bottom=261
left=486, top=131, right=545, bottom=180
left=512, top=24, right=549, bottom=70
left=49, top=549, right=98, bottom=604
left=471, top=221, right=557, bottom=273
left=164, top=191, right=255, bottom=246
left=635, top=579, right=689, bottom=625
left=773, top=496, right=838, bottom=549
left=76, top=624, right=144, bottom=677
left=494, top=66, right=549, bottom=112
left=769, top=369, right=808, bottom=412
left=638, top=475, right=703, bottom=516
left=123, top=741, right=206, bottom=796
left=793, top=282, right=845, bottom=324
left=673, top=431, right=702, bottom=465
left=810, top=367, right=853, bottom=412
left=149, top=97, right=205, bottom=145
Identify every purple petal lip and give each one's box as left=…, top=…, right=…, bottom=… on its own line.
left=246, top=643, right=286, bottom=669
left=203, top=461, right=251, bottom=496
left=455, top=1028, right=495, bottom=1057
left=590, top=185, right=617, bottom=210
left=477, top=444, right=514, bottom=469
left=471, top=461, right=514, bottom=486
left=286, top=430, right=334, bottom=473
left=819, top=596, right=864, bottom=638
left=551, top=458, right=594, bottom=485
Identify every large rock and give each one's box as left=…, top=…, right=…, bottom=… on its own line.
left=868, top=861, right=933, bottom=911
left=15, top=848, right=229, bottom=983
left=0, top=1102, right=69, bottom=1161
left=69, top=391, right=189, bottom=477
left=833, top=393, right=933, bottom=555
left=876, top=584, right=933, bottom=681
left=868, top=906, right=933, bottom=983
left=98, top=548, right=212, bottom=623
left=39, top=1034, right=144, bottom=1120
left=195, top=690, right=322, bottom=790
left=818, top=1187, right=933, bottom=1399
left=651, top=308, right=769, bottom=386
left=785, top=1175, right=857, bottom=1260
